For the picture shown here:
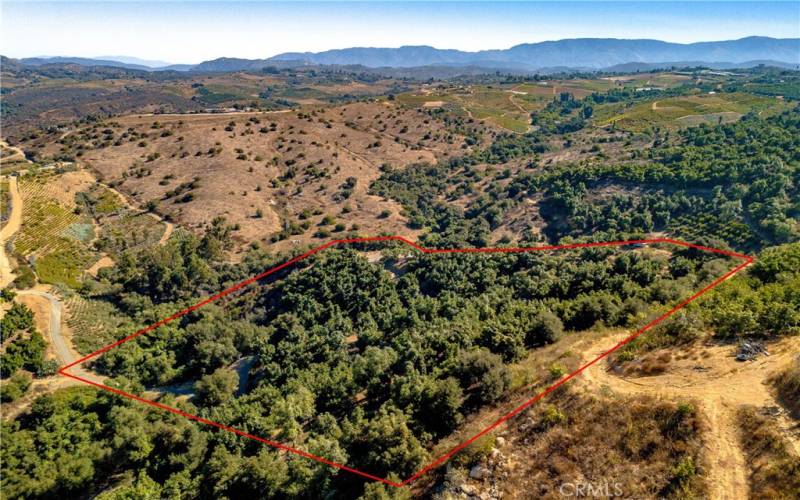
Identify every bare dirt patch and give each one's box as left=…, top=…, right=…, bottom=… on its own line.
left=580, top=332, right=800, bottom=500
left=49, top=170, right=96, bottom=207
left=85, top=255, right=115, bottom=277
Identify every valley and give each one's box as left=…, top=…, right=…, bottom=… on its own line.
left=1, top=50, right=798, bottom=500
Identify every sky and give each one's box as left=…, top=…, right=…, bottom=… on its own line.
left=2, top=1, right=798, bottom=64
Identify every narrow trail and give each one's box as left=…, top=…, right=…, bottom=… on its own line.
left=578, top=332, right=800, bottom=500
left=507, top=93, right=527, bottom=114
left=146, top=213, right=174, bottom=246
left=0, top=176, right=22, bottom=287
left=158, top=221, right=175, bottom=245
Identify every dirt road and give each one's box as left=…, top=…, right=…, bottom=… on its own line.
left=2, top=288, right=104, bottom=420
left=153, top=216, right=174, bottom=246
left=0, top=176, right=22, bottom=287
left=1, top=141, right=32, bottom=164
left=579, top=332, right=800, bottom=500
left=231, top=355, right=256, bottom=396
left=16, top=289, right=102, bottom=383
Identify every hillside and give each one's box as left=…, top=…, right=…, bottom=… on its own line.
left=1, top=64, right=798, bottom=500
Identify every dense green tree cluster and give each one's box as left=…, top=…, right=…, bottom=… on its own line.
left=531, top=108, right=800, bottom=247
left=0, top=302, right=34, bottom=343
left=0, top=303, right=47, bottom=388
left=373, top=106, right=799, bottom=251
left=722, top=69, right=800, bottom=100
left=701, top=242, right=800, bottom=338
left=66, top=244, right=714, bottom=497
left=530, top=92, right=590, bottom=134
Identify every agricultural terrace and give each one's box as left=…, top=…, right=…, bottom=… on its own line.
left=15, top=171, right=96, bottom=287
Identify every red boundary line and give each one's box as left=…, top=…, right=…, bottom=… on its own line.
left=58, top=237, right=753, bottom=488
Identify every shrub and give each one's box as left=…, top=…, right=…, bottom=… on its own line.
left=548, top=362, right=566, bottom=380
left=737, top=406, right=800, bottom=498
left=541, top=405, right=566, bottom=428
left=771, top=359, right=800, bottom=418
left=195, top=368, right=239, bottom=407
left=0, top=371, right=32, bottom=402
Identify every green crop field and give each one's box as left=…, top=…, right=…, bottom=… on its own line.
left=15, top=175, right=99, bottom=287
left=77, top=184, right=123, bottom=216
left=594, top=92, right=787, bottom=131
left=0, top=180, right=10, bottom=224
left=15, top=177, right=94, bottom=256
left=398, top=85, right=542, bottom=132
left=33, top=240, right=95, bottom=288
left=668, top=212, right=760, bottom=249
left=64, top=294, right=135, bottom=354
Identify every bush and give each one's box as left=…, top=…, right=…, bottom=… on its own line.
left=548, top=362, right=566, bottom=380
left=1, top=302, right=34, bottom=341
left=751, top=243, right=800, bottom=283
left=0, top=371, right=32, bottom=402
left=12, top=264, right=36, bottom=289
left=456, top=348, right=511, bottom=407
left=541, top=405, right=566, bottom=428
left=37, top=359, right=60, bottom=377
left=526, top=310, right=563, bottom=347
left=195, top=368, right=239, bottom=407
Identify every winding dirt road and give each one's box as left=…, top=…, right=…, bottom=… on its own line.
left=579, top=332, right=800, bottom=500
left=1, top=141, right=32, bottom=164
left=3, top=288, right=104, bottom=420
left=16, top=289, right=102, bottom=383
left=0, top=176, right=22, bottom=287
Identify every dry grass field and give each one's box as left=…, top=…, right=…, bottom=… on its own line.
left=61, top=101, right=490, bottom=252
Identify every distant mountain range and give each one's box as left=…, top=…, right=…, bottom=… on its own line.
left=14, top=56, right=157, bottom=71
left=95, top=55, right=174, bottom=68
left=9, top=37, right=800, bottom=74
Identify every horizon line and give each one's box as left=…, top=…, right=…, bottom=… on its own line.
left=9, top=34, right=798, bottom=68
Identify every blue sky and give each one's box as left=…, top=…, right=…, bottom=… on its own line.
left=2, top=2, right=798, bottom=64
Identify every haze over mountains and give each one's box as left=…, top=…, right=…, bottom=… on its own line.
left=11, top=37, right=800, bottom=73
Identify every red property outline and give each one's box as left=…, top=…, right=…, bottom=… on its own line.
left=58, top=237, right=753, bottom=488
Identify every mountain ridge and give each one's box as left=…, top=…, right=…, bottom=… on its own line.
left=10, top=36, right=799, bottom=74
left=270, top=37, right=799, bottom=69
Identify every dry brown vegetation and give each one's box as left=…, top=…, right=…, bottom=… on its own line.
left=737, top=406, right=800, bottom=499
left=39, top=101, right=492, bottom=253
left=428, top=387, right=707, bottom=499
left=771, top=358, right=800, bottom=418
